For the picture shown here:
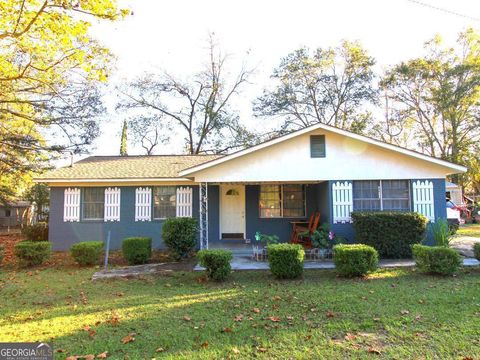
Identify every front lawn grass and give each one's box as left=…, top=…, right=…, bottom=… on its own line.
left=457, top=223, right=480, bottom=238
left=0, top=267, right=479, bottom=359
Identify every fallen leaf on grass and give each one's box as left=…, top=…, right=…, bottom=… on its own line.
left=96, top=352, right=108, bottom=359
left=252, top=307, right=260, bottom=313
left=109, top=313, right=120, bottom=326
left=221, top=327, right=232, bottom=333
left=400, top=310, right=410, bottom=315
left=325, top=310, right=336, bottom=318
left=201, top=341, right=209, bottom=348
left=115, top=292, right=124, bottom=297
left=272, top=295, right=281, bottom=301
left=267, top=316, right=280, bottom=322
left=344, top=333, right=357, bottom=341
left=88, top=330, right=97, bottom=338
left=373, top=317, right=381, bottom=322
left=183, top=315, right=192, bottom=322
left=367, top=347, right=381, bottom=354
left=155, top=347, right=165, bottom=353
left=56, top=349, right=66, bottom=353
left=234, top=315, right=243, bottom=322
left=121, top=333, right=135, bottom=344
left=231, top=347, right=240, bottom=354
left=83, top=325, right=91, bottom=331
left=257, top=347, right=268, bottom=353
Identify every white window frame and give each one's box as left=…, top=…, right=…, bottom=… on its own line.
left=259, top=184, right=306, bottom=219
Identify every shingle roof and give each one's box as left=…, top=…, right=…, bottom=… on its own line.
left=38, top=155, right=223, bottom=180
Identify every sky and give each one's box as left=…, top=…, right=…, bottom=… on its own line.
left=70, top=0, right=480, bottom=163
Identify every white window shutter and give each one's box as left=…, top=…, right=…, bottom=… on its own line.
left=176, top=187, right=193, bottom=217
left=64, top=188, right=80, bottom=222
left=412, top=180, right=435, bottom=222
left=135, top=187, right=151, bottom=221
left=332, top=181, right=353, bottom=224
left=104, top=187, right=121, bottom=222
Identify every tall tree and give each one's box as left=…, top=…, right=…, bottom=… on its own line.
left=0, top=0, right=127, bottom=201
left=378, top=29, right=480, bottom=186
left=118, top=36, right=256, bottom=154
left=254, top=40, right=377, bottom=134
left=120, top=119, right=128, bottom=156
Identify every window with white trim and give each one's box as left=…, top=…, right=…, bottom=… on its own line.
left=259, top=185, right=305, bottom=218
left=82, top=188, right=105, bottom=220
left=353, top=180, right=410, bottom=212
left=153, top=186, right=176, bottom=219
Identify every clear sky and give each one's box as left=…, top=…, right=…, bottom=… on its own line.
left=73, top=0, right=480, bottom=162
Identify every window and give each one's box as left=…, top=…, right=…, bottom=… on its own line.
left=226, top=189, right=239, bottom=196
left=259, top=185, right=281, bottom=218
left=283, top=184, right=305, bottom=217
left=382, top=180, right=410, bottom=211
left=5, top=209, right=11, bottom=217
left=353, top=180, right=410, bottom=212
left=259, top=185, right=305, bottom=218
left=310, top=135, right=326, bottom=158
left=353, top=180, right=381, bottom=211
left=153, top=186, right=176, bottom=219
left=82, top=188, right=104, bottom=220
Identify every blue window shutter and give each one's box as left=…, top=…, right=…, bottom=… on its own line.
left=310, top=135, right=326, bottom=158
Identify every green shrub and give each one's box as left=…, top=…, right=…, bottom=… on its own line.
left=333, top=244, right=378, bottom=277
left=122, top=237, right=152, bottom=265
left=267, top=243, right=304, bottom=279
left=412, top=244, right=462, bottom=275
left=70, top=241, right=104, bottom=266
left=430, top=218, right=453, bottom=247
left=162, top=218, right=198, bottom=260
left=352, top=212, right=428, bottom=258
left=14, top=241, right=51, bottom=266
left=21, top=222, right=48, bottom=241
left=474, top=243, right=480, bottom=261
left=0, top=244, right=4, bottom=265
left=197, top=249, right=233, bottom=281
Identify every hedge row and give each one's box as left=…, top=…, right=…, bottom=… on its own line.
left=352, top=212, right=428, bottom=258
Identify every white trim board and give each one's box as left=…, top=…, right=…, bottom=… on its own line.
left=179, top=123, right=467, bottom=176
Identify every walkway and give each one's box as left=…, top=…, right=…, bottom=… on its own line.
left=194, top=257, right=479, bottom=271
left=92, top=257, right=479, bottom=280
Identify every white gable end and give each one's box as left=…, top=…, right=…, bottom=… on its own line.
left=188, top=129, right=463, bottom=182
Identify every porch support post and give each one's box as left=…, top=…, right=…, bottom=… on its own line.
left=199, top=182, right=209, bottom=249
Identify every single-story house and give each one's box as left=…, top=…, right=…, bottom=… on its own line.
left=0, top=201, right=32, bottom=228
left=36, top=123, right=467, bottom=251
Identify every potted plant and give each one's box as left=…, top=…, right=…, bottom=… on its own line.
left=253, top=232, right=279, bottom=260
left=300, top=223, right=343, bottom=258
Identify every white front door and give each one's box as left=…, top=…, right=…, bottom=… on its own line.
left=220, top=185, right=246, bottom=239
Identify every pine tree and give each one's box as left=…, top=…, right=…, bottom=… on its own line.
left=120, top=120, right=128, bottom=156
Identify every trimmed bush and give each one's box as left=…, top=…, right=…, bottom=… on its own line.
left=162, top=217, right=198, bottom=260
left=412, top=244, right=462, bottom=275
left=333, top=244, right=378, bottom=277
left=122, top=237, right=152, bottom=265
left=21, top=222, right=48, bottom=241
left=0, top=244, right=4, bottom=265
left=352, top=212, right=428, bottom=258
left=267, top=243, right=304, bottom=279
left=71, top=241, right=104, bottom=266
left=474, top=243, right=480, bottom=261
left=197, top=249, right=233, bottom=281
left=14, top=241, right=51, bottom=266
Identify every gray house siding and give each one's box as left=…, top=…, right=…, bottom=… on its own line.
left=49, top=178, right=447, bottom=250
left=50, top=186, right=201, bottom=251
left=329, top=178, right=447, bottom=244
left=244, top=184, right=321, bottom=242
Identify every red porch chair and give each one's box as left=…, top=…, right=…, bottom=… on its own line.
left=290, top=212, right=320, bottom=248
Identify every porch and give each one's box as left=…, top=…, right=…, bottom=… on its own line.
left=199, top=181, right=334, bottom=250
